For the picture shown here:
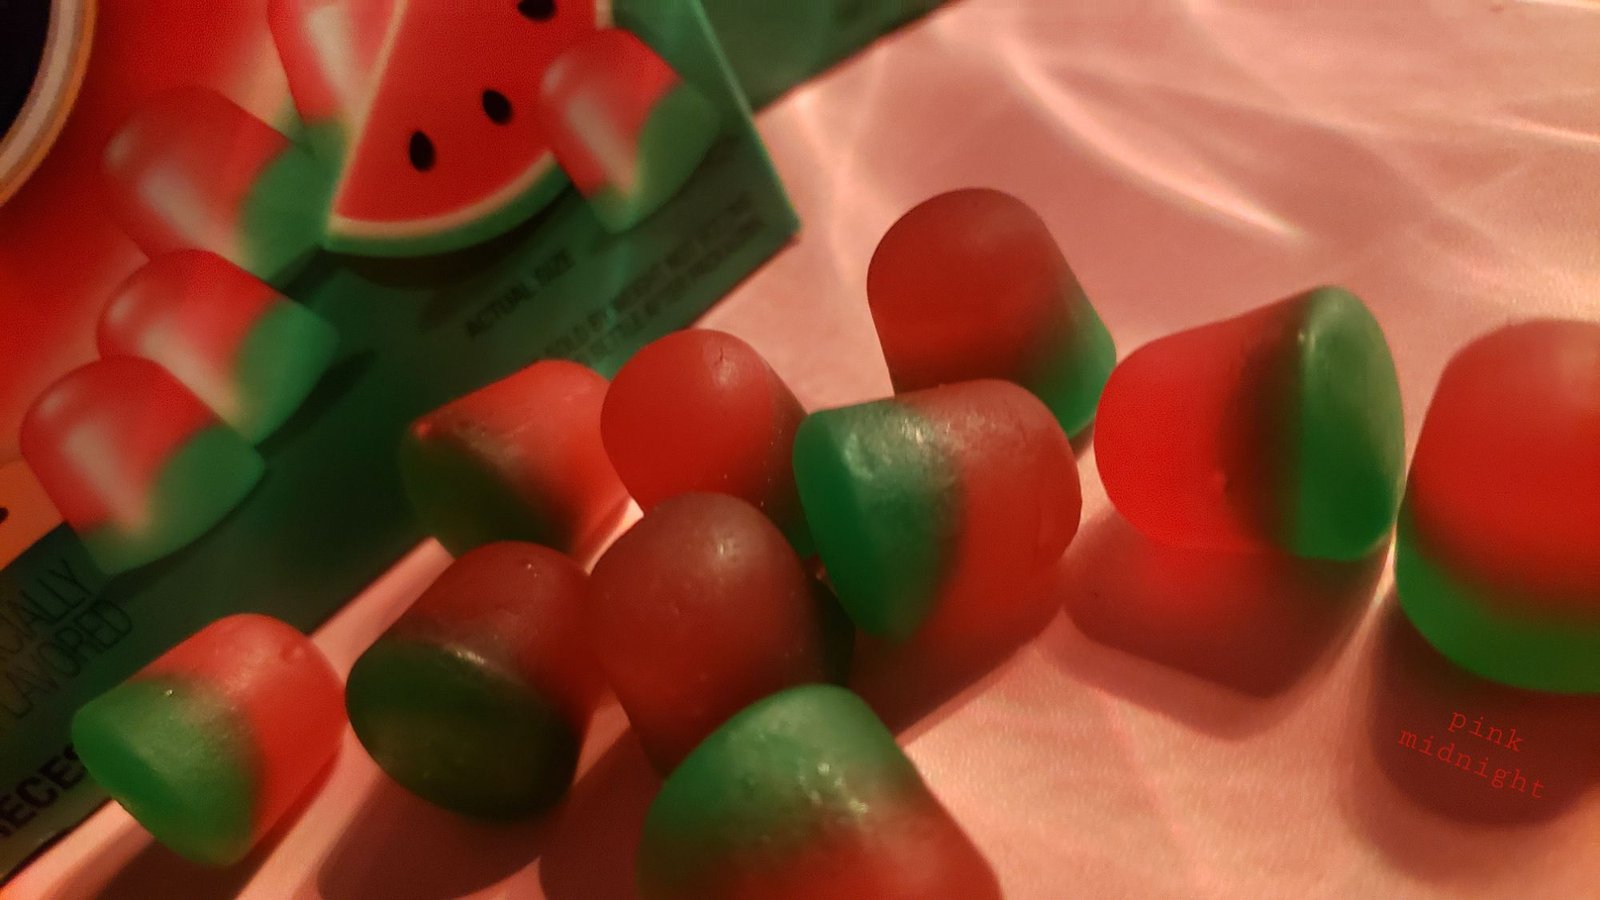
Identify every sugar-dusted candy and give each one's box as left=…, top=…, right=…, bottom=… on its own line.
left=1398, top=320, right=1600, bottom=692
left=1096, top=286, right=1404, bottom=561
left=101, top=86, right=326, bottom=285
left=99, top=250, right=337, bottom=443
left=602, top=329, right=811, bottom=552
left=20, top=357, right=264, bottom=575
left=538, top=28, right=720, bottom=233
left=346, top=542, right=603, bottom=817
left=793, top=379, right=1080, bottom=641
left=587, top=493, right=850, bottom=773
left=866, top=188, right=1115, bottom=437
left=638, top=684, right=1000, bottom=900
left=71, top=615, right=342, bottom=865
left=398, top=360, right=627, bottom=557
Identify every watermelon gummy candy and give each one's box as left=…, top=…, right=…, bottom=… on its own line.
left=1096, top=286, right=1404, bottom=562
left=538, top=28, right=720, bottom=233
left=1397, top=320, right=1600, bottom=693
left=793, top=379, right=1081, bottom=642
left=601, top=329, right=811, bottom=553
left=319, top=0, right=606, bottom=256
left=20, top=357, right=265, bottom=575
left=638, top=684, right=1000, bottom=900
left=866, top=189, right=1116, bottom=438
left=587, top=493, right=851, bottom=774
left=346, top=542, right=603, bottom=817
left=99, top=250, right=338, bottom=443
left=399, top=359, right=627, bottom=557
left=71, top=615, right=343, bottom=866
left=267, top=0, right=396, bottom=155
left=101, top=86, right=327, bottom=285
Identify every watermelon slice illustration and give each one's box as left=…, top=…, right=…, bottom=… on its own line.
left=304, top=0, right=611, bottom=257
left=538, top=29, right=721, bottom=233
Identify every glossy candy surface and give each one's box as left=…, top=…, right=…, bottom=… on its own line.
left=866, top=188, right=1115, bottom=437
left=267, top=0, right=396, bottom=149
left=1096, top=286, right=1404, bottom=561
left=538, top=28, right=720, bottom=233
left=1397, top=320, right=1600, bottom=692
left=71, top=615, right=342, bottom=865
left=398, top=360, right=628, bottom=557
left=794, top=379, right=1080, bottom=641
left=638, top=684, right=1000, bottom=900
left=99, top=250, right=337, bottom=443
left=318, top=0, right=603, bottom=256
left=100, top=86, right=326, bottom=285
left=346, top=542, right=603, bottom=817
left=587, top=493, right=850, bottom=774
left=601, top=329, right=811, bottom=552
left=20, top=357, right=263, bottom=575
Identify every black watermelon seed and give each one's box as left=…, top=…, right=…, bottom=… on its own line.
left=408, top=131, right=435, bottom=171
left=482, top=90, right=513, bottom=124
left=517, top=0, right=555, bottom=21
left=0, top=507, right=8, bottom=525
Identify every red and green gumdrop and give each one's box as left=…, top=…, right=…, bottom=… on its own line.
left=866, top=189, right=1116, bottom=438
left=601, top=329, right=812, bottom=554
left=346, top=542, right=604, bottom=817
left=637, top=684, right=1001, bottom=900
left=537, top=28, right=720, bottom=233
left=100, top=86, right=328, bottom=285
left=98, top=250, right=338, bottom=444
left=793, top=379, right=1081, bottom=642
left=399, top=359, right=628, bottom=558
left=267, top=0, right=396, bottom=155
left=71, top=614, right=343, bottom=866
left=587, top=493, right=851, bottom=774
left=1398, top=320, right=1600, bottom=693
left=20, top=357, right=264, bottom=575
left=1096, top=286, right=1404, bottom=562
left=317, top=0, right=607, bottom=257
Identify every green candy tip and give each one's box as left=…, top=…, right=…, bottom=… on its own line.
left=346, top=637, right=581, bottom=819
left=1284, top=285, right=1405, bottom=562
left=71, top=678, right=257, bottom=866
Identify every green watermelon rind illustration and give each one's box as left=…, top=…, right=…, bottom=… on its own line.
left=316, top=1, right=611, bottom=259
left=323, top=161, right=572, bottom=259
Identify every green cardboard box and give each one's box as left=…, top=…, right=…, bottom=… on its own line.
left=0, top=0, right=794, bottom=877
left=701, top=0, right=950, bottom=107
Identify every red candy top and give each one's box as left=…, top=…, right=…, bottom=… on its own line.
left=1407, top=320, right=1600, bottom=607
left=602, top=329, right=806, bottom=527
left=407, top=359, right=626, bottom=555
left=904, top=380, right=1081, bottom=635
left=867, top=188, right=1082, bottom=389
left=587, top=493, right=836, bottom=772
left=101, top=87, right=290, bottom=257
left=537, top=29, right=680, bottom=195
left=388, top=541, right=603, bottom=725
left=1096, top=300, right=1298, bottom=554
